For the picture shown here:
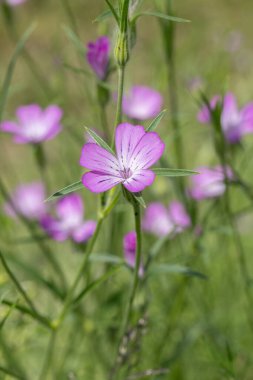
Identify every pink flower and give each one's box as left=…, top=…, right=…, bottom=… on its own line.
left=0, top=104, right=63, bottom=144
left=40, top=194, right=96, bottom=243
left=143, top=201, right=191, bottom=237
left=221, top=93, right=253, bottom=143
left=123, top=231, right=144, bottom=277
left=86, top=36, right=110, bottom=80
left=80, top=123, right=165, bottom=193
left=188, top=165, right=234, bottom=200
left=197, top=95, right=221, bottom=124
left=198, top=93, right=253, bottom=144
left=4, top=182, right=46, bottom=221
left=5, top=0, right=26, bottom=6
left=122, top=86, right=163, bottom=120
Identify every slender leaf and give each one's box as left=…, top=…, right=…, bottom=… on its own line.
left=0, top=366, right=25, bottom=380
left=74, top=265, right=121, bottom=305
left=132, top=11, right=190, bottom=24
left=133, top=193, right=146, bottom=208
left=90, top=254, right=124, bottom=264
left=104, top=0, right=120, bottom=25
left=0, top=23, right=36, bottom=122
left=2, top=299, right=52, bottom=329
left=63, top=25, right=86, bottom=55
left=46, top=180, right=83, bottom=201
left=146, top=109, right=167, bottom=132
left=149, top=264, right=207, bottom=279
left=152, top=168, right=198, bottom=177
left=63, top=63, right=90, bottom=77
left=85, top=127, right=115, bottom=155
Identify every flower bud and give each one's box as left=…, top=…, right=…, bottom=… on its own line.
left=114, top=32, right=129, bottom=67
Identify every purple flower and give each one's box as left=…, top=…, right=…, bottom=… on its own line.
left=198, top=93, right=253, bottom=143
left=123, top=231, right=144, bottom=277
left=143, top=201, right=191, bottom=237
left=197, top=95, right=221, bottom=124
left=41, top=194, right=96, bottom=243
left=5, top=0, right=27, bottom=6
left=122, top=86, right=163, bottom=120
left=0, top=104, right=63, bottom=144
left=4, top=182, right=46, bottom=221
left=188, top=165, right=234, bottom=200
left=86, top=36, right=110, bottom=80
left=221, top=93, right=253, bottom=143
left=80, top=123, right=165, bottom=193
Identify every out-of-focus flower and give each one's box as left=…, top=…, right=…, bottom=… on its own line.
left=143, top=201, right=191, bottom=237
left=122, top=86, right=163, bottom=120
left=41, top=194, right=96, bottom=243
left=221, top=93, right=253, bottom=143
left=188, top=165, right=234, bottom=200
left=123, top=231, right=144, bottom=277
left=197, top=95, right=221, bottom=124
left=4, top=182, right=46, bottom=220
left=86, top=36, right=110, bottom=80
left=198, top=93, right=253, bottom=144
left=80, top=123, right=165, bottom=193
left=4, top=0, right=27, bottom=6
left=0, top=104, right=63, bottom=144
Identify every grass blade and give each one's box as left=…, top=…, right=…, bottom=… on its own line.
left=0, top=23, right=36, bottom=122
left=149, top=264, right=207, bottom=279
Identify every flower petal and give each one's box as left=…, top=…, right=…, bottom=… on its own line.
left=129, top=132, right=165, bottom=171
left=80, top=143, right=120, bottom=175
left=0, top=121, right=20, bottom=134
left=56, top=194, right=83, bottom=229
left=143, top=202, right=174, bottom=237
left=72, top=220, right=97, bottom=243
left=16, top=104, right=42, bottom=125
left=82, top=172, right=123, bottom=193
left=123, top=169, right=155, bottom=193
left=115, top=123, right=146, bottom=170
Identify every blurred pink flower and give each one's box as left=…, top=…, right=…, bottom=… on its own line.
left=143, top=201, right=191, bottom=237
left=86, top=36, right=110, bottom=80
left=5, top=0, right=26, bottom=6
left=198, top=93, right=253, bottom=143
left=123, top=231, right=144, bottom=277
left=0, top=104, right=63, bottom=144
left=197, top=95, right=221, bottom=124
left=80, top=123, right=165, bottom=193
left=122, top=86, right=163, bottom=120
left=188, top=165, right=234, bottom=200
left=4, top=182, right=46, bottom=221
left=41, top=194, right=96, bottom=243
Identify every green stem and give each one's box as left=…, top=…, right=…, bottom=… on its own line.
left=38, top=330, right=57, bottom=380
left=0, top=250, right=37, bottom=314
left=56, top=217, right=104, bottom=327
left=0, top=178, right=66, bottom=292
left=112, top=65, right=125, bottom=145
left=110, top=200, right=142, bottom=380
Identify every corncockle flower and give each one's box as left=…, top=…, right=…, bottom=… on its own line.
left=80, top=123, right=165, bottom=193
left=123, top=231, right=144, bottom=277
left=0, top=104, right=63, bottom=144
left=4, top=0, right=26, bottom=6
left=122, top=86, right=163, bottom=120
left=197, top=95, right=221, bottom=124
left=198, top=93, right=253, bottom=143
left=4, top=182, right=46, bottom=220
left=86, top=36, right=110, bottom=80
left=221, top=93, right=253, bottom=143
left=188, top=165, right=234, bottom=200
left=143, top=201, right=191, bottom=237
left=41, top=194, right=96, bottom=243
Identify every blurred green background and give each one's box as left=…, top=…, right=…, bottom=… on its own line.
left=1, top=1, right=253, bottom=379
